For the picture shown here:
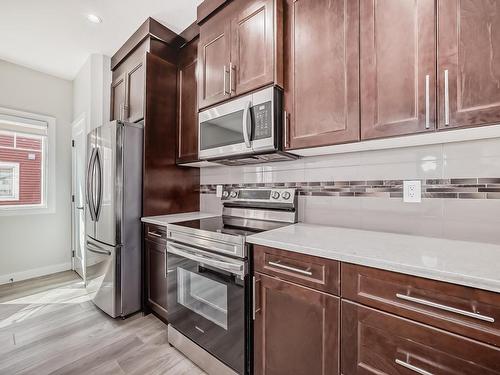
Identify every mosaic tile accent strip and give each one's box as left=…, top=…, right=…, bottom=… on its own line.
left=199, top=178, right=500, bottom=199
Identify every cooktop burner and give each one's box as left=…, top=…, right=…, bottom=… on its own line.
left=172, top=216, right=290, bottom=238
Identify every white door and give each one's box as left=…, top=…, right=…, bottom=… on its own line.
left=72, top=115, right=87, bottom=279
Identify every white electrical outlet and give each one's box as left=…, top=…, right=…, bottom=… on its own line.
left=216, top=185, right=223, bottom=198
left=403, top=180, right=422, bottom=203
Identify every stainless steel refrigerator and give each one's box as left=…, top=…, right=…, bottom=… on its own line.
left=85, top=120, right=143, bottom=318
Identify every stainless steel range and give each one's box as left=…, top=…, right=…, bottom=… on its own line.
left=166, top=188, right=297, bottom=375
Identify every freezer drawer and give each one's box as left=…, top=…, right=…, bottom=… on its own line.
left=85, top=238, right=120, bottom=318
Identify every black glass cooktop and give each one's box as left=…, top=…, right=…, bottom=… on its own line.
left=172, top=216, right=289, bottom=238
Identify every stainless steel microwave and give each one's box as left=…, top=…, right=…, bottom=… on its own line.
left=198, top=87, right=297, bottom=164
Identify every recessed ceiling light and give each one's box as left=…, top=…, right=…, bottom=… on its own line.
left=86, top=14, right=102, bottom=24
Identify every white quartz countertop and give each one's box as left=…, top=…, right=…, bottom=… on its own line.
left=141, top=212, right=217, bottom=227
left=247, top=223, right=500, bottom=293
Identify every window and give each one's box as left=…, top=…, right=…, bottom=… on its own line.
left=0, top=110, right=51, bottom=212
left=0, top=162, right=20, bottom=201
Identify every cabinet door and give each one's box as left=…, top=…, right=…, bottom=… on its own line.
left=438, top=0, right=500, bottom=129
left=231, top=0, right=277, bottom=96
left=284, top=0, right=359, bottom=150
left=110, top=74, right=126, bottom=121
left=125, top=59, right=145, bottom=123
left=177, top=39, right=199, bottom=163
left=342, top=301, right=500, bottom=375
left=360, top=0, right=436, bottom=140
left=145, top=239, right=168, bottom=319
left=198, top=6, right=232, bottom=109
left=254, top=273, right=339, bottom=375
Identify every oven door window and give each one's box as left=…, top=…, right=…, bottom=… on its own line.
left=200, top=110, right=247, bottom=150
left=177, top=267, right=228, bottom=330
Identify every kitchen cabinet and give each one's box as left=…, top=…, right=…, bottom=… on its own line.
left=111, top=17, right=199, bottom=217
left=283, top=0, right=360, bottom=150
left=143, top=223, right=168, bottom=321
left=110, top=74, right=126, bottom=122
left=342, top=300, right=500, bottom=375
left=342, top=263, right=500, bottom=348
left=437, top=0, right=500, bottom=129
left=177, top=37, right=199, bottom=163
left=253, top=273, right=340, bottom=375
left=198, top=0, right=283, bottom=109
left=360, top=0, right=436, bottom=140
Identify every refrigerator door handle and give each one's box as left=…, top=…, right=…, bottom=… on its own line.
left=94, top=147, right=103, bottom=220
left=86, top=148, right=97, bottom=221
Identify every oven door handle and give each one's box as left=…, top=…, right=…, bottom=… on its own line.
left=242, top=100, right=252, bottom=149
left=167, top=242, right=244, bottom=277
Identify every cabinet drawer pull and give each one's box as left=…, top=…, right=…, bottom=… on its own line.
left=395, top=359, right=433, bottom=375
left=396, top=293, right=495, bottom=323
left=223, top=65, right=230, bottom=95
left=425, top=74, right=430, bottom=129
left=148, top=231, right=164, bottom=239
left=230, top=62, right=236, bottom=93
left=268, top=260, right=312, bottom=276
left=283, top=111, right=289, bottom=148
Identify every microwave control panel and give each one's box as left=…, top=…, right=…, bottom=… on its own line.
left=252, top=102, right=272, bottom=140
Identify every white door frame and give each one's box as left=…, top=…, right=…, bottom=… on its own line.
left=71, top=113, right=87, bottom=279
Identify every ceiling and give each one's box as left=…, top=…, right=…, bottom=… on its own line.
left=0, top=0, right=203, bottom=80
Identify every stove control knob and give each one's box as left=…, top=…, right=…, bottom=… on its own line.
left=230, top=191, right=238, bottom=198
left=282, top=191, right=291, bottom=200
left=271, top=191, right=281, bottom=200
left=222, top=191, right=229, bottom=198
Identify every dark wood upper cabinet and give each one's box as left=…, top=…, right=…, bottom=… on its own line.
left=342, top=300, right=500, bottom=375
left=198, top=0, right=283, bottom=110
left=254, top=273, right=339, bottom=375
left=177, top=38, right=200, bottom=163
left=231, top=0, right=280, bottom=96
left=111, top=18, right=199, bottom=217
left=438, top=0, right=500, bottom=130
left=110, top=74, right=126, bottom=122
left=198, top=5, right=232, bottom=109
left=125, top=59, right=145, bottom=123
left=284, top=0, right=360, bottom=150
left=360, top=0, right=436, bottom=140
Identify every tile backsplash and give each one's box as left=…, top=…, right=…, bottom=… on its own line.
left=200, top=137, right=500, bottom=244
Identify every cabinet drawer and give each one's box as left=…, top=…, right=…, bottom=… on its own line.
left=144, top=223, right=167, bottom=245
left=342, top=301, right=500, bottom=375
left=253, top=245, right=340, bottom=295
left=342, top=263, right=500, bottom=347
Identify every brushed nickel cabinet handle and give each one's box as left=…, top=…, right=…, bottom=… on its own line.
left=268, top=260, right=312, bottom=276
left=252, top=276, right=256, bottom=321
left=230, top=62, right=236, bottom=93
left=425, top=74, right=430, bottom=129
left=444, top=69, right=450, bottom=126
left=283, top=111, right=289, bottom=148
left=148, top=231, right=163, bottom=238
left=223, top=65, right=229, bottom=96
left=396, top=293, right=495, bottom=323
left=395, top=359, right=434, bottom=375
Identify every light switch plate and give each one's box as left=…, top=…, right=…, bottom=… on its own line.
left=403, top=180, right=422, bottom=203
left=216, top=185, right=223, bottom=198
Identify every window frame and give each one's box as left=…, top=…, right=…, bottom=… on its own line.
left=0, top=107, right=56, bottom=216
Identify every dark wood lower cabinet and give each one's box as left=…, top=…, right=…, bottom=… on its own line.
left=254, top=273, right=339, bottom=375
left=341, top=300, right=500, bottom=375
left=144, top=238, right=168, bottom=320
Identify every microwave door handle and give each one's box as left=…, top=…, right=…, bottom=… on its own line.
left=242, top=100, right=252, bottom=148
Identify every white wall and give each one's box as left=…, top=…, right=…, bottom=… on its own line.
left=73, top=54, right=111, bottom=129
left=0, top=59, right=73, bottom=283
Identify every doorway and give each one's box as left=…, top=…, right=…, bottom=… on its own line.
left=71, top=115, right=86, bottom=279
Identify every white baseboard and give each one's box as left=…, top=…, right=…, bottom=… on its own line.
left=0, top=262, right=72, bottom=286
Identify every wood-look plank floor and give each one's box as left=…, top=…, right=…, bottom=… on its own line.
left=0, top=271, right=206, bottom=375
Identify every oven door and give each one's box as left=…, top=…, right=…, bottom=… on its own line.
left=167, top=241, right=247, bottom=374
left=199, top=93, right=253, bottom=160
